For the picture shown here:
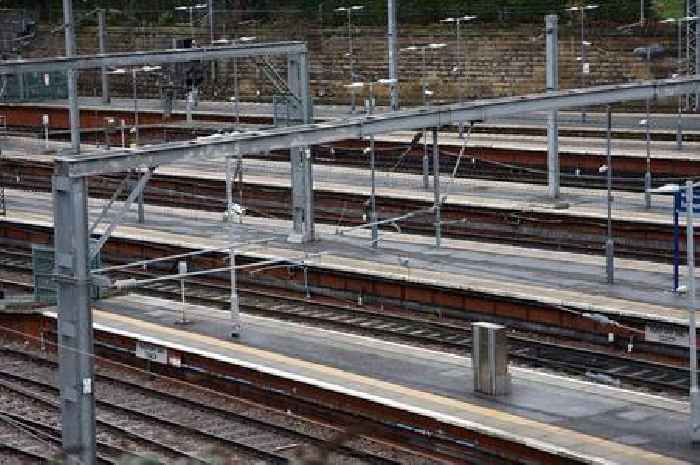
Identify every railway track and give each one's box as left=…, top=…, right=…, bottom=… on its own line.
left=0, top=247, right=690, bottom=397
left=0, top=157, right=683, bottom=263
left=0, top=346, right=490, bottom=465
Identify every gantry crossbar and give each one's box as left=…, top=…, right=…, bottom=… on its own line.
left=58, top=76, right=700, bottom=177
left=0, top=41, right=307, bottom=75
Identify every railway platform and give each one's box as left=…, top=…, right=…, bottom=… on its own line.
left=73, top=294, right=695, bottom=464
left=1, top=187, right=694, bottom=326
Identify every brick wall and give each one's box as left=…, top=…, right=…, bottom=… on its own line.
left=22, top=23, right=677, bottom=106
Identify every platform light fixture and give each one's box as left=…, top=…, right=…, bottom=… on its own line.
left=107, top=66, right=161, bottom=147
left=568, top=4, right=598, bottom=122
left=344, top=77, right=397, bottom=248
left=440, top=15, right=477, bottom=138
left=401, top=43, right=447, bottom=191
left=175, top=4, right=207, bottom=40
left=335, top=5, right=364, bottom=114
left=662, top=17, right=699, bottom=150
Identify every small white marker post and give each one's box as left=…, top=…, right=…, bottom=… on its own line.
left=686, top=180, right=700, bottom=442
left=177, top=260, right=190, bottom=324
left=42, top=114, right=49, bottom=149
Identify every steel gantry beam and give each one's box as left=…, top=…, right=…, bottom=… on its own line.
left=31, top=33, right=310, bottom=465
left=0, top=41, right=307, bottom=76
left=51, top=75, right=700, bottom=465
left=58, top=77, right=700, bottom=178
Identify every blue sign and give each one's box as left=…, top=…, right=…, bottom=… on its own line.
left=677, top=191, right=700, bottom=213
left=673, top=191, right=700, bottom=292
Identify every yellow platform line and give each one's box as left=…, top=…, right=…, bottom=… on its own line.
left=93, top=309, right=690, bottom=465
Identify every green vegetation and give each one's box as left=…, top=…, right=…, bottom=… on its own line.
left=1, top=0, right=681, bottom=25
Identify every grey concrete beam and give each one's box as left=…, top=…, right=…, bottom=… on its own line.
left=61, top=77, right=700, bottom=178
left=0, top=42, right=307, bottom=75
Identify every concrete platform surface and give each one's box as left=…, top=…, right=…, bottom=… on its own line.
left=81, top=294, right=696, bottom=464
left=2, top=189, right=694, bottom=326
left=7, top=97, right=700, bottom=132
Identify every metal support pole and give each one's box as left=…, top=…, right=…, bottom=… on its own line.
left=433, top=128, right=441, bottom=248
left=580, top=8, right=587, bottom=123
left=98, top=9, right=110, bottom=104
left=348, top=9, right=356, bottom=114
left=687, top=181, right=700, bottom=442
left=53, top=163, right=96, bottom=465
left=132, top=69, right=139, bottom=146
left=678, top=20, right=684, bottom=150
left=370, top=136, right=378, bottom=246
left=605, top=106, right=614, bottom=284
left=644, top=98, right=652, bottom=208
left=387, top=0, right=399, bottom=111
left=225, top=156, right=233, bottom=219
left=287, top=52, right=315, bottom=243
left=17, top=57, right=25, bottom=101
left=457, top=20, right=464, bottom=138
left=695, top=15, right=700, bottom=111
left=186, top=91, right=193, bottom=124
left=422, top=49, right=429, bottom=191
left=546, top=15, right=560, bottom=199
left=208, top=0, right=214, bottom=44
left=423, top=130, right=430, bottom=190
left=229, top=243, right=240, bottom=336
left=137, top=178, right=145, bottom=224
left=64, top=0, right=80, bottom=154
left=233, top=57, right=240, bottom=127
left=369, top=84, right=378, bottom=247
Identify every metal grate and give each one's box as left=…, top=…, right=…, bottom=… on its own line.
left=32, top=243, right=102, bottom=304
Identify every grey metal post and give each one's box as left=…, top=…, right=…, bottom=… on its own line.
left=456, top=20, right=465, bottom=138
left=644, top=97, right=652, bottom=208
left=580, top=8, right=587, bottom=123
left=225, top=156, right=233, bottom=218
left=387, top=0, right=399, bottom=110
left=287, top=52, right=315, bottom=243
left=546, top=15, right=560, bottom=199
left=605, top=106, right=614, bottom=284
left=132, top=69, right=139, bottom=146
left=695, top=15, right=700, bottom=111
left=234, top=57, right=240, bottom=126
left=678, top=20, right=684, bottom=150
left=433, top=128, right=441, bottom=248
left=64, top=0, right=80, bottom=154
left=348, top=9, right=356, bottom=114
left=17, top=56, right=25, bottom=101
left=687, top=181, right=700, bottom=442
left=53, top=162, right=96, bottom=465
left=137, top=183, right=145, bottom=223
left=422, top=49, right=430, bottom=190
left=98, top=9, right=110, bottom=104
left=369, top=84, right=378, bottom=247
left=208, top=0, right=214, bottom=44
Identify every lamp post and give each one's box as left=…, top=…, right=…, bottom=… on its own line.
left=175, top=3, right=207, bottom=40
left=336, top=5, right=364, bottom=114
left=599, top=105, right=614, bottom=284
left=345, top=78, right=397, bottom=248
left=662, top=17, right=698, bottom=150
left=684, top=180, right=700, bottom=442
left=440, top=15, right=477, bottom=138
left=401, top=43, right=446, bottom=190
left=567, top=4, right=598, bottom=123
left=107, top=66, right=162, bottom=148
left=633, top=43, right=665, bottom=209
left=214, top=36, right=256, bottom=130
